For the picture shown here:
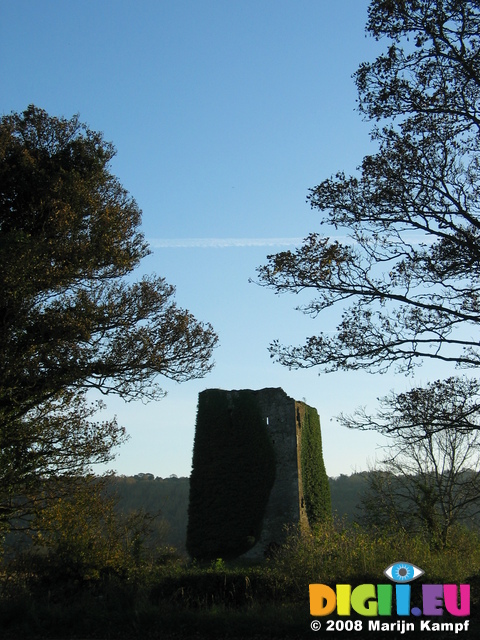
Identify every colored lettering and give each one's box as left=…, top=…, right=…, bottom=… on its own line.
left=395, top=584, right=411, bottom=616
left=351, top=584, right=377, bottom=616
left=336, top=584, right=351, bottom=615
left=423, top=584, right=444, bottom=615
left=309, top=580, right=470, bottom=618
left=444, top=584, right=470, bottom=617
left=309, top=584, right=336, bottom=616
left=377, top=584, right=392, bottom=616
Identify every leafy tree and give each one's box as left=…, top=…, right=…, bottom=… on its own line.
left=0, top=106, right=218, bottom=530
left=257, top=0, right=480, bottom=374
left=30, top=475, right=162, bottom=582
left=0, top=391, right=130, bottom=532
left=343, top=378, right=480, bottom=547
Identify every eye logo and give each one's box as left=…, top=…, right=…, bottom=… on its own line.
left=384, top=561, right=424, bottom=583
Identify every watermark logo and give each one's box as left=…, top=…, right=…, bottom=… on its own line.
left=309, top=561, right=471, bottom=634
left=383, top=561, right=424, bottom=583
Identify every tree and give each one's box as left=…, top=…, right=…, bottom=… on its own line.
left=342, top=377, right=480, bottom=547
left=256, top=0, right=480, bottom=374
left=25, top=475, right=164, bottom=584
left=0, top=391, right=126, bottom=531
left=0, top=106, right=218, bottom=530
left=340, top=376, right=480, bottom=438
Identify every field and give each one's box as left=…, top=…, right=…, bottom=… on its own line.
left=1, top=521, right=478, bottom=639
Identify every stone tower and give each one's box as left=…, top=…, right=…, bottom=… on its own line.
left=243, top=387, right=309, bottom=558
left=187, top=387, right=330, bottom=560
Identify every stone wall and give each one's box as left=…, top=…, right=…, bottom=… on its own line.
left=187, top=387, right=326, bottom=560
left=239, top=388, right=313, bottom=558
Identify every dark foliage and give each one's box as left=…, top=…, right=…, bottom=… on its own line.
left=299, top=405, right=331, bottom=526
left=108, top=475, right=190, bottom=553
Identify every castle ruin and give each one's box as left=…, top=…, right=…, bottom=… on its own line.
left=187, top=387, right=330, bottom=560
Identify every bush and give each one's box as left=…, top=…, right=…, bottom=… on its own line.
left=271, top=519, right=480, bottom=588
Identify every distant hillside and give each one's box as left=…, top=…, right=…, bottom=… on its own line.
left=329, top=473, right=370, bottom=522
left=108, top=472, right=369, bottom=554
left=107, top=474, right=190, bottom=553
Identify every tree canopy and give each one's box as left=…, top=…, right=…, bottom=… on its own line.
left=0, top=106, right=217, bottom=529
left=340, top=376, right=480, bottom=439
left=355, top=377, right=480, bottom=547
left=0, top=106, right=217, bottom=412
left=257, top=0, right=480, bottom=374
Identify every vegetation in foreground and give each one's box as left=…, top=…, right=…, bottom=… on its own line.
left=0, top=519, right=478, bottom=639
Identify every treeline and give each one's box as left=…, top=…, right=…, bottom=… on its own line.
left=108, top=474, right=190, bottom=554
left=104, top=472, right=369, bottom=555
left=107, top=470, right=480, bottom=557
left=6, top=470, right=476, bottom=561
left=1, top=472, right=366, bottom=560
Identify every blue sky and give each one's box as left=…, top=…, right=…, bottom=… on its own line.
left=1, top=0, right=458, bottom=478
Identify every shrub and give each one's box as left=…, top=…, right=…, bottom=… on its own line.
left=271, top=520, right=480, bottom=588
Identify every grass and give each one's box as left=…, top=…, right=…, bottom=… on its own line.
left=1, top=520, right=479, bottom=639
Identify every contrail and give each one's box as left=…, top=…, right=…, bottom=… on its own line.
left=149, top=233, right=432, bottom=249
left=149, top=237, right=304, bottom=249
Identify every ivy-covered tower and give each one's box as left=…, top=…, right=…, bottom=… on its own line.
left=187, top=387, right=330, bottom=560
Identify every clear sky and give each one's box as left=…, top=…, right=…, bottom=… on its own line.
left=0, top=0, right=458, bottom=478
